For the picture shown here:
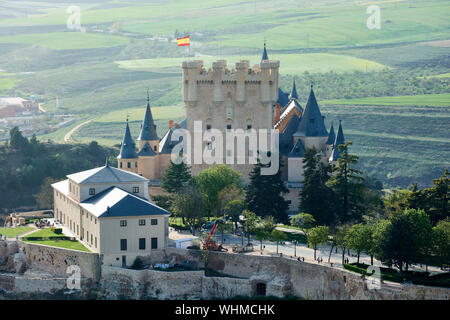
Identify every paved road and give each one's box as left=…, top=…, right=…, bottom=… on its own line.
left=172, top=229, right=443, bottom=274
left=64, top=119, right=92, bottom=142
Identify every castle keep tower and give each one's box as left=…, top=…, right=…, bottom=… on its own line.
left=117, top=120, right=138, bottom=173
left=182, top=59, right=280, bottom=177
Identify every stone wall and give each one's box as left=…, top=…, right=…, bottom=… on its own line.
left=100, top=265, right=205, bottom=299
left=18, top=241, right=101, bottom=281
left=142, top=248, right=450, bottom=300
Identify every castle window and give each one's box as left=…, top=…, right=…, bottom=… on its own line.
left=151, top=219, right=158, bottom=226
left=247, top=124, right=252, bottom=130
left=133, top=187, right=139, bottom=193
left=120, top=162, right=122, bottom=168
left=127, top=162, right=131, bottom=168
left=154, top=145, right=157, bottom=151
left=206, top=124, right=211, bottom=131
left=139, top=238, right=146, bottom=250
left=135, top=162, right=138, bottom=168
left=151, top=237, right=158, bottom=249
left=139, top=219, right=146, bottom=226
left=89, top=188, right=95, bottom=195
left=207, top=142, right=212, bottom=150
left=120, top=239, right=127, bottom=251
left=120, top=220, right=127, bottom=227
left=226, top=124, right=232, bottom=130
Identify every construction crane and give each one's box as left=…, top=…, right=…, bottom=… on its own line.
left=202, top=219, right=228, bottom=251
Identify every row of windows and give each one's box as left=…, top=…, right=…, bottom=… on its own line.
left=120, top=219, right=157, bottom=227
left=205, top=124, right=252, bottom=131
left=120, top=238, right=157, bottom=251
left=120, top=161, right=138, bottom=169
left=89, top=186, right=140, bottom=196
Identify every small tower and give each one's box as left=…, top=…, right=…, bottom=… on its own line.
left=293, top=84, right=328, bottom=150
left=261, top=42, right=269, bottom=62
left=289, top=79, right=299, bottom=101
left=137, top=142, right=159, bottom=180
left=287, top=139, right=306, bottom=182
left=325, top=122, right=336, bottom=158
left=329, top=120, right=346, bottom=162
left=117, top=120, right=138, bottom=173
left=137, top=92, right=159, bottom=153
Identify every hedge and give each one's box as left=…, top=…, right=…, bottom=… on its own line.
left=23, top=236, right=72, bottom=241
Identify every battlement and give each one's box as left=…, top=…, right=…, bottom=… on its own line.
left=182, top=59, right=280, bottom=104
left=182, top=59, right=280, bottom=79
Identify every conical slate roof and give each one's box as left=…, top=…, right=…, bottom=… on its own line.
left=329, top=121, right=346, bottom=162
left=138, top=142, right=157, bottom=156
left=117, top=121, right=137, bottom=159
left=294, top=85, right=328, bottom=137
left=138, top=100, right=159, bottom=141
left=277, top=88, right=290, bottom=107
left=326, top=123, right=336, bottom=145
left=289, top=79, right=299, bottom=100
left=288, top=139, right=305, bottom=158
left=261, top=43, right=269, bottom=61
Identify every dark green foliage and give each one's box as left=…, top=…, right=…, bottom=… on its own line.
left=0, top=129, right=118, bottom=210
left=299, top=147, right=335, bottom=226
left=327, top=142, right=368, bottom=224
left=246, top=155, right=289, bottom=223
left=161, top=160, right=192, bottom=194
left=150, top=194, right=174, bottom=211
left=130, top=257, right=145, bottom=270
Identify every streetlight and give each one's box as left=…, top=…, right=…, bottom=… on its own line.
left=294, top=240, right=297, bottom=257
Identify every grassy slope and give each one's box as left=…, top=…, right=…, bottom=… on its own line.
left=0, top=226, right=34, bottom=237
left=22, top=228, right=90, bottom=252
left=0, top=32, right=130, bottom=50
left=116, top=53, right=387, bottom=74
left=323, top=93, right=450, bottom=107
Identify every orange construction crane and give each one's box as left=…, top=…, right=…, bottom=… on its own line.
left=202, top=219, right=228, bottom=251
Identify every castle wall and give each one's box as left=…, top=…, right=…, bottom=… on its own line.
left=182, top=60, right=279, bottom=180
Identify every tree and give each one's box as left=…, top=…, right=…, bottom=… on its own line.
left=194, top=165, right=243, bottom=219
left=375, top=214, right=416, bottom=274
left=223, top=199, right=246, bottom=232
left=254, top=229, right=269, bottom=252
left=171, top=184, right=206, bottom=236
left=344, top=223, right=373, bottom=264
left=242, top=210, right=260, bottom=245
left=327, top=142, right=366, bottom=224
left=299, top=147, right=335, bottom=226
left=217, top=220, right=233, bottom=244
left=246, top=155, right=289, bottom=223
left=150, top=194, right=173, bottom=211
left=34, top=177, right=57, bottom=209
left=335, top=224, right=351, bottom=265
left=383, top=189, right=411, bottom=219
left=260, top=216, right=276, bottom=234
left=218, top=185, right=244, bottom=214
left=290, top=212, right=316, bottom=234
left=404, top=208, right=433, bottom=271
left=9, top=127, right=28, bottom=150
left=427, top=169, right=449, bottom=224
left=307, top=226, right=329, bottom=260
left=161, top=160, right=192, bottom=194
left=433, top=218, right=450, bottom=269
left=270, top=229, right=287, bottom=254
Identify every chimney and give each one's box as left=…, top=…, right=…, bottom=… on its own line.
left=274, top=104, right=281, bottom=125
left=169, top=120, right=174, bottom=129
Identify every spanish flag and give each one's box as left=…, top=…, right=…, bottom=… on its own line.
left=177, top=35, right=190, bottom=47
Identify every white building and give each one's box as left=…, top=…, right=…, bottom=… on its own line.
left=51, top=162, right=170, bottom=267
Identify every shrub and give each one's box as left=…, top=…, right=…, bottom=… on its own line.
left=130, top=257, right=145, bottom=270
left=54, top=228, right=63, bottom=234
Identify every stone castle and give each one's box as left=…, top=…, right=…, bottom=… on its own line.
left=117, top=45, right=346, bottom=197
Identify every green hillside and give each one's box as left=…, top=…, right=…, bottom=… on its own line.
left=0, top=0, right=448, bottom=189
